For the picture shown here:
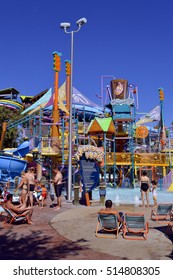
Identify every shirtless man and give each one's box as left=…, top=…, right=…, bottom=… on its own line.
left=5, top=193, right=33, bottom=224
left=53, top=167, right=63, bottom=210
left=99, top=199, right=123, bottom=223
left=25, top=167, right=36, bottom=207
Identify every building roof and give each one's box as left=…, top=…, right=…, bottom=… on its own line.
left=0, top=88, right=20, bottom=95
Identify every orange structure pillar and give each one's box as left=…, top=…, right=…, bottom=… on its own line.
left=51, top=52, right=62, bottom=155
left=65, top=60, right=71, bottom=129
left=51, top=52, right=62, bottom=139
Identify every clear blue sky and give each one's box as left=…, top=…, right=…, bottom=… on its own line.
left=0, top=0, right=173, bottom=126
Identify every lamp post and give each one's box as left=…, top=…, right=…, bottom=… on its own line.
left=60, top=17, right=87, bottom=201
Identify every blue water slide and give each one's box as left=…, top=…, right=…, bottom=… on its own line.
left=0, top=152, right=27, bottom=179
left=13, top=140, right=29, bottom=157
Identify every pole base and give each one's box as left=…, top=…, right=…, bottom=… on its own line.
left=65, top=200, right=73, bottom=204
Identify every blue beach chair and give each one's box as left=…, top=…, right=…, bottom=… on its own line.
left=151, top=203, right=173, bottom=223
left=123, top=212, right=149, bottom=240
left=3, top=208, right=27, bottom=225
left=95, top=213, right=121, bottom=239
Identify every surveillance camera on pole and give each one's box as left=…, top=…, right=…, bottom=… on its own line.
left=76, top=17, right=87, bottom=26
left=60, top=17, right=87, bottom=202
left=60, top=22, right=71, bottom=29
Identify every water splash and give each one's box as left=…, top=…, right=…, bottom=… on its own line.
left=115, top=194, right=120, bottom=206
left=134, top=195, right=140, bottom=207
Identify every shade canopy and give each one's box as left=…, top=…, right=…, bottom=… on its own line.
left=87, top=117, right=116, bottom=134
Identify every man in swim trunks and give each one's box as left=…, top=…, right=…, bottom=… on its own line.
left=53, top=167, right=63, bottom=210
left=140, top=170, right=150, bottom=207
left=25, top=167, right=36, bottom=207
left=99, top=199, right=123, bottom=223
left=5, top=193, right=33, bottom=224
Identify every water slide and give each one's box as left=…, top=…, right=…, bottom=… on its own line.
left=0, top=152, right=27, bottom=178
left=13, top=140, right=29, bottom=157
left=0, top=141, right=28, bottom=179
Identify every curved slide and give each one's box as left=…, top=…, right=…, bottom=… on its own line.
left=0, top=152, right=27, bottom=179
left=13, top=140, right=29, bottom=157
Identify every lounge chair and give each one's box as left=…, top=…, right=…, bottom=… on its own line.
left=123, top=212, right=149, bottom=240
left=95, top=213, right=121, bottom=239
left=151, top=203, right=173, bottom=223
left=3, top=208, right=28, bottom=225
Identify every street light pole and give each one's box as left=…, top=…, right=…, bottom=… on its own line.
left=60, top=18, right=87, bottom=201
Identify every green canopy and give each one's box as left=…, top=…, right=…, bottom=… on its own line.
left=87, top=117, right=116, bottom=134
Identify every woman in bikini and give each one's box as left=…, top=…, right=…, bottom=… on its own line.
left=15, top=171, right=29, bottom=207
left=140, top=170, right=150, bottom=207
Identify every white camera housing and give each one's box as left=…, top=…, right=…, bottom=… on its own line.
left=60, top=22, right=71, bottom=29
left=76, top=17, right=87, bottom=26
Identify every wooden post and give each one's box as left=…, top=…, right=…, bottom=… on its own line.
left=85, top=192, right=91, bottom=206
left=0, top=122, right=7, bottom=150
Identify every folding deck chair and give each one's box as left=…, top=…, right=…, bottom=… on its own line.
left=95, top=213, right=121, bottom=239
left=151, top=203, right=173, bottom=223
left=3, top=208, right=28, bottom=225
left=123, top=212, right=149, bottom=240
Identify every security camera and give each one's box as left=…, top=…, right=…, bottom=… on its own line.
left=76, top=17, right=87, bottom=26
left=60, top=22, right=71, bottom=29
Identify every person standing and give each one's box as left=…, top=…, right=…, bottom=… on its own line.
left=49, top=179, right=55, bottom=208
left=140, top=170, right=150, bottom=207
left=25, top=167, right=36, bottom=207
left=53, top=167, right=63, bottom=210
left=15, top=171, right=29, bottom=206
left=150, top=180, right=158, bottom=206
left=40, top=183, right=48, bottom=208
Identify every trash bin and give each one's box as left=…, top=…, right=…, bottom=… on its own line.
left=74, top=185, right=80, bottom=205
left=99, top=184, right=106, bottom=206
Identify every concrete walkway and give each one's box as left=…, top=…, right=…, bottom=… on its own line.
left=50, top=203, right=173, bottom=260
left=0, top=199, right=173, bottom=260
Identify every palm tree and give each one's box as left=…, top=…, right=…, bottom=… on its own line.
left=0, top=107, right=20, bottom=149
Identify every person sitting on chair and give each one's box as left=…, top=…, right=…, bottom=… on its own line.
left=5, top=193, right=33, bottom=224
left=99, top=199, right=123, bottom=223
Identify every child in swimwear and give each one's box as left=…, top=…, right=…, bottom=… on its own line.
left=3, top=183, right=10, bottom=203
left=150, top=180, right=158, bottom=206
left=40, top=183, right=47, bottom=208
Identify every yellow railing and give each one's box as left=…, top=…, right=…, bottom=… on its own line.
left=106, top=152, right=168, bottom=166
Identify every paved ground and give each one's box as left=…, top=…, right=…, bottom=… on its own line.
left=0, top=197, right=173, bottom=260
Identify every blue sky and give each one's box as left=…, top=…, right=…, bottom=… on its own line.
left=0, top=0, right=173, bottom=126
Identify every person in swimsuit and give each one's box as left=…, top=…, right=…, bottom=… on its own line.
left=15, top=171, right=29, bottom=207
left=99, top=199, right=124, bottom=223
left=25, top=167, right=36, bottom=207
left=140, top=170, right=150, bottom=207
left=150, top=180, right=158, bottom=206
left=5, top=193, right=33, bottom=224
left=40, top=183, right=48, bottom=208
left=53, top=167, right=63, bottom=210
